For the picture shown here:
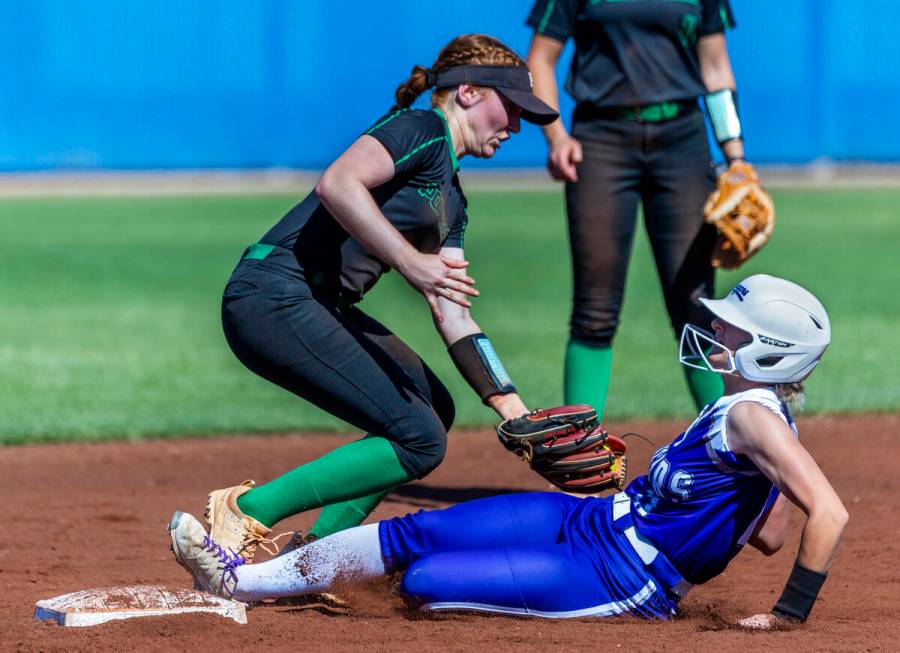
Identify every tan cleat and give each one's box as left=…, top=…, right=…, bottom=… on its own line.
left=169, top=510, right=245, bottom=598
left=204, top=480, right=278, bottom=563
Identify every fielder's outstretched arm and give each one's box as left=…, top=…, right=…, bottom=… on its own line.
left=436, top=247, right=528, bottom=420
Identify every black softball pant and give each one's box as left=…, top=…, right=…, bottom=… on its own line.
left=565, top=107, right=718, bottom=346
left=220, top=250, right=454, bottom=479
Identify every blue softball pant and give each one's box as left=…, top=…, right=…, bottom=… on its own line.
left=378, top=492, right=682, bottom=618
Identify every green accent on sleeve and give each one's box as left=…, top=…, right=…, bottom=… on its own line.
left=365, top=109, right=409, bottom=135
left=431, top=107, right=460, bottom=172
left=393, top=136, right=446, bottom=168
left=242, top=242, right=275, bottom=260
left=720, top=5, right=732, bottom=29
left=537, top=0, right=557, bottom=34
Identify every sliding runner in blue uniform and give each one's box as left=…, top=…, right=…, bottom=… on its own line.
left=172, top=276, right=846, bottom=626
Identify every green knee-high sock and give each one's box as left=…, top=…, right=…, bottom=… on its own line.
left=683, top=364, right=724, bottom=411
left=235, top=437, right=412, bottom=528
left=564, top=340, right=613, bottom=420
left=309, top=488, right=392, bottom=540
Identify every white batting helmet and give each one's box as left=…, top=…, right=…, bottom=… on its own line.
left=679, top=274, right=831, bottom=383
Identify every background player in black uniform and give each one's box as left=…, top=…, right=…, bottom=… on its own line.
left=175, top=34, right=558, bottom=568
left=527, top=0, right=748, bottom=418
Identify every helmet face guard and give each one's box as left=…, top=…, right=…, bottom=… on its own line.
left=679, top=324, right=737, bottom=376
left=678, top=275, right=831, bottom=384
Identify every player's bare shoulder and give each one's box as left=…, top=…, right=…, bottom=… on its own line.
left=726, top=400, right=794, bottom=457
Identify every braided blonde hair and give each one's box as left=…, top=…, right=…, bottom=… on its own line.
left=775, top=382, right=805, bottom=411
left=392, top=34, right=526, bottom=112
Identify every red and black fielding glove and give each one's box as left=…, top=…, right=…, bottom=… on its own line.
left=528, top=427, right=627, bottom=493
left=497, top=404, right=598, bottom=449
left=497, top=405, right=628, bottom=494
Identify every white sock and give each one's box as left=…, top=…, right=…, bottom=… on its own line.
left=232, top=523, right=386, bottom=602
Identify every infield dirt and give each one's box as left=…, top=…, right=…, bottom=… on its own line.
left=5, top=415, right=897, bottom=652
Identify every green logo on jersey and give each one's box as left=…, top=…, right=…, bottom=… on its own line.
left=418, top=184, right=444, bottom=216
left=417, top=184, right=449, bottom=239
left=679, top=14, right=698, bottom=48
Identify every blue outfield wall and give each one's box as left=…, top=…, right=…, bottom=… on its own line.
left=1, top=0, right=899, bottom=171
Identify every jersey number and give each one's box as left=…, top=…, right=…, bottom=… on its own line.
left=649, top=446, right=694, bottom=502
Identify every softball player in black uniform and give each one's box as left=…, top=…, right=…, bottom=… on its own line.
left=183, top=34, right=558, bottom=566
left=527, top=0, right=747, bottom=417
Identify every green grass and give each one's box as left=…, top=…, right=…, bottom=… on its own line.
left=3, top=188, right=899, bottom=443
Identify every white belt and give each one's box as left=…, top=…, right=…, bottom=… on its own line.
left=612, top=493, right=659, bottom=565
left=611, top=493, right=693, bottom=598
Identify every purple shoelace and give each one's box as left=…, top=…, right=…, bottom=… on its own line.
left=202, top=535, right=246, bottom=594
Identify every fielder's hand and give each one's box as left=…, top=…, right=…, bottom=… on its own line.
left=398, top=252, right=478, bottom=322
left=547, top=134, right=583, bottom=182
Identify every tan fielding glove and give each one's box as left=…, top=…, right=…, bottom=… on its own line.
left=703, top=161, right=775, bottom=269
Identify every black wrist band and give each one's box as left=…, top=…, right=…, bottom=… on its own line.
left=448, top=333, right=516, bottom=403
left=772, top=561, right=828, bottom=622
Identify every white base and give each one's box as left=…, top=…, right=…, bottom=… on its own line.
left=34, top=585, right=247, bottom=627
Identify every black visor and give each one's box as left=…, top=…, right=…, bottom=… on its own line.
left=430, top=65, right=559, bottom=126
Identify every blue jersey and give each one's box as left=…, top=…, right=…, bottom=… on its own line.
left=625, top=388, right=796, bottom=585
